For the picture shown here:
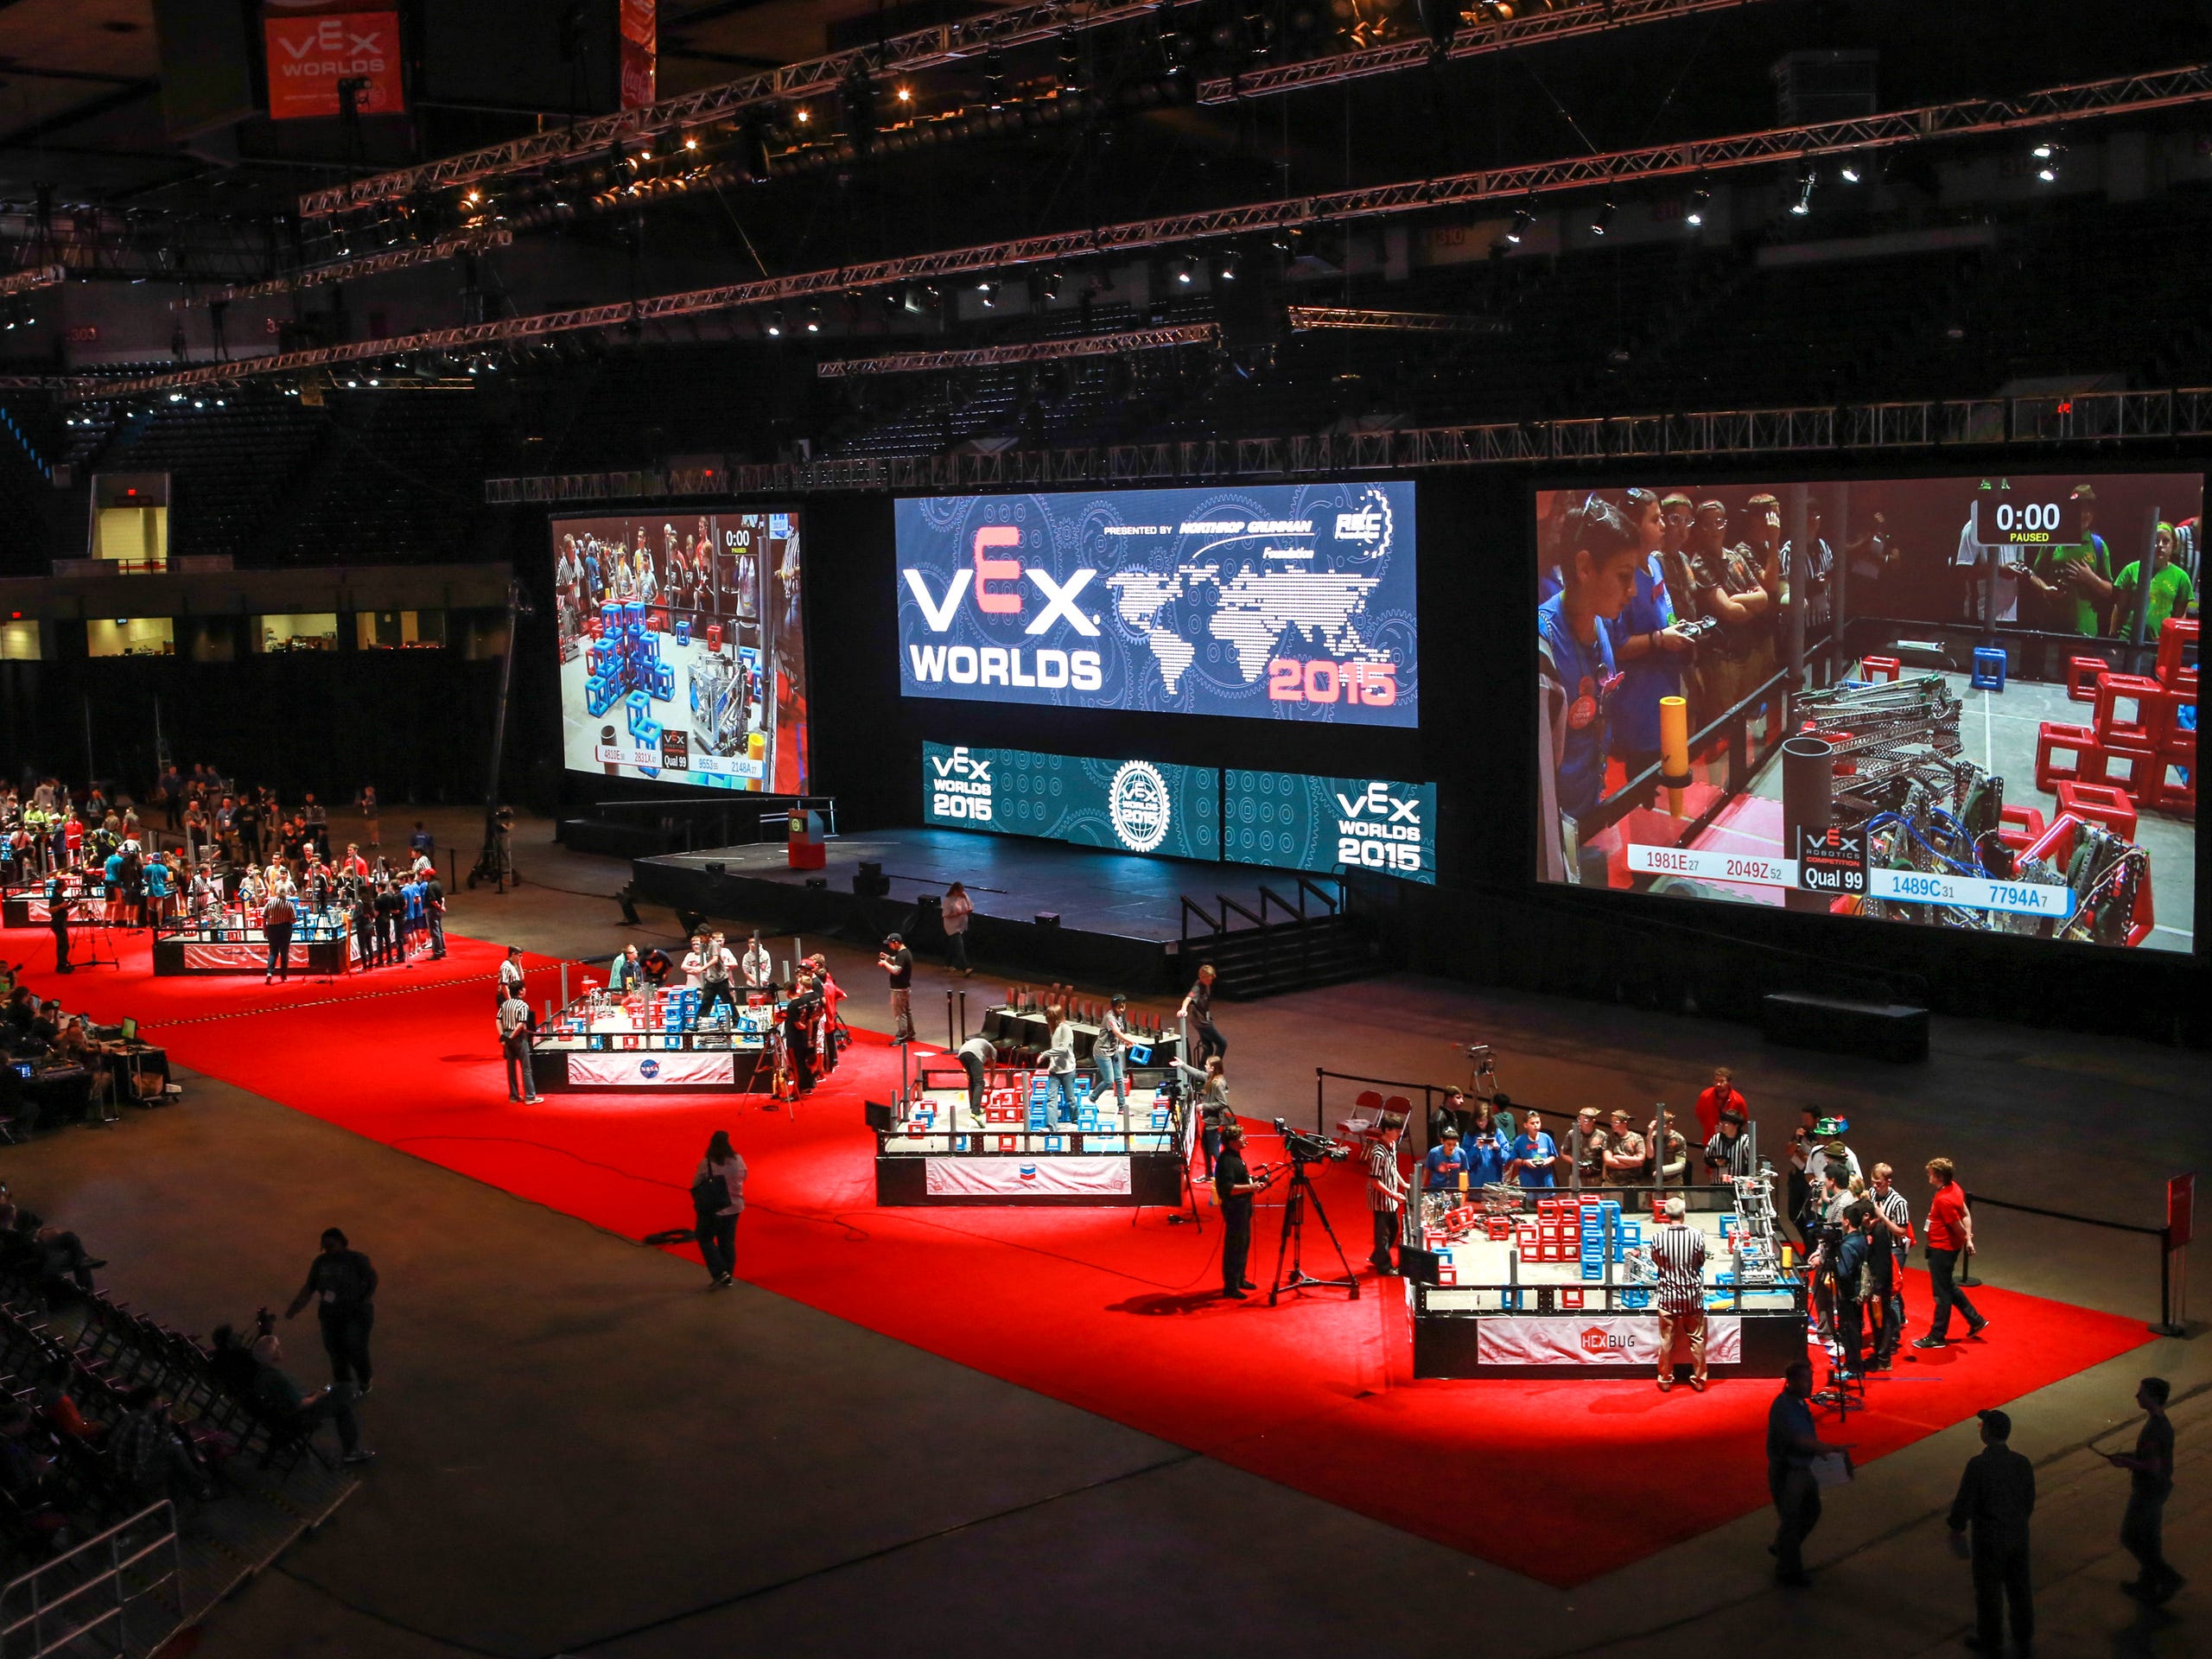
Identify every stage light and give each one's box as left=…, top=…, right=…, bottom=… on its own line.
left=1589, top=198, right=1613, bottom=236
left=896, top=86, right=912, bottom=104
left=1173, top=257, right=1194, bottom=284
left=1685, top=186, right=1710, bottom=226
left=2032, top=140, right=2056, bottom=160
left=1042, top=270, right=1064, bottom=300
left=1840, top=162, right=1860, bottom=183
left=1505, top=201, right=1535, bottom=243
left=1217, top=251, right=1239, bottom=282
left=1790, top=168, right=1816, bottom=216
left=2034, top=142, right=2064, bottom=182
left=794, top=105, right=810, bottom=124
left=980, top=282, right=999, bottom=308
left=805, top=305, right=822, bottom=334
left=766, top=308, right=784, bottom=336
left=683, top=134, right=700, bottom=151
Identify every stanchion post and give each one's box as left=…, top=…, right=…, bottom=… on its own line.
left=958, top=991, right=967, bottom=1046
left=1959, top=1185, right=1983, bottom=1287
left=945, top=988, right=954, bottom=1052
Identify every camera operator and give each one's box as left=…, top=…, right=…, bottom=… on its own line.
left=1216, top=1126, right=1260, bottom=1300
left=1365, top=1117, right=1408, bottom=1275
left=877, top=933, right=915, bottom=1045
left=1833, top=1200, right=1876, bottom=1376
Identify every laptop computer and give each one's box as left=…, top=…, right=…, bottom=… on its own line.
left=120, top=1017, right=138, bottom=1045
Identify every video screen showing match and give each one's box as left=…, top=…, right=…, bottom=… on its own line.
left=1534, top=473, right=2200, bottom=951
left=552, top=512, right=810, bottom=792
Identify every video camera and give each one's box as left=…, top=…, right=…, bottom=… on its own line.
left=1274, top=1117, right=1351, bottom=1164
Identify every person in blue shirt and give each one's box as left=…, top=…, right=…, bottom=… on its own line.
left=102, top=847, right=128, bottom=927
left=398, top=875, right=425, bottom=955
left=1464, top=1116, right=1512, bottom=1188
left=142, top=853, right=171, bottom=926
left=1605, top=489, right=1699, bottom=806
left=1510, top=1109, right=1562, bottom=1188
left=1423, top=1125, right=1472, bottom=1193
left=1538, top=496, right=1643, bottom=884
left=607, top=944, right=644, bottom=992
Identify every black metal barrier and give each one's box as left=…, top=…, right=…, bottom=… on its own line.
left=1965, top=1189, right=2190, bottom=1337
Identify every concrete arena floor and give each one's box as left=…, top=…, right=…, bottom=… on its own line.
left=13, top=804, right=2205, bottom=1659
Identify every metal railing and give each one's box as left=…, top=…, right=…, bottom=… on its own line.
left=0, top=1501, right=181, bottom=1659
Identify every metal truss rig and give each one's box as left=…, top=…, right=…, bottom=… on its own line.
left=1198, top=0, right=1773, bottom=104
left=0, top=265, right=66, bottom=300
left=298, top=0, right=1175, bottom=219
left=479, top=385, right=2212, bottom=504
left=181, top=231, right=514, bottom=308
left=1285, top=306, right=1507, bottom=334
left=815, top=321, right=1217, bottom=377
left=73, top=60, right=2212, bottom=402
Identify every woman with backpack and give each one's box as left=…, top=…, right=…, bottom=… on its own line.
left=691, top=1130, right=747, bottom=1290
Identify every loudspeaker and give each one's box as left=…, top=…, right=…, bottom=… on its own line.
left=853, top=858, right=890, bottom=897
left=1034, top=912, right=1060, bottom=927
left=1762, top=992, right=1928, bottom=1063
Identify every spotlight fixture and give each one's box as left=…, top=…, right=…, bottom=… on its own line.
left=1505, top=201, right=1535, bottom=244
left=1042, top=270, right=1064, bottom=300
left=766, top=308, right=784, bottom=336
left=1173, top=256, right=1194, bottom=284
left=2034, top=141, right=2064, bottom=183
left=979, top=282, right=999, bottom=308
left=805, top=304, right=822, bottom=334
left=1685, top=186, right=1711, bottom=227
left=1217, top=251, right=1238, bottom=282
left=794, top=105, right=810, bottom=124
left=1790, top=168, right=1816, bottom=216
left=2032, top=140, right=2056, bottom=159
left=1589, top=198, right=1614, bottom=237
left=1839, top=159, right=1862, bottom=184
left=896, top=86, right=912, bottom=104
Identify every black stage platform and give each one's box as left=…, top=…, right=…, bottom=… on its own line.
left=632, top=829, right=1249, bottom=989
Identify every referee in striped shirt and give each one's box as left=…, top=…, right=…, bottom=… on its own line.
left=1649, top=1197, right=1710, bottom=1392
left=1869, top=1163, right=1914, bottom=1366
left=1366, top=1117, right=1409, bottom=1275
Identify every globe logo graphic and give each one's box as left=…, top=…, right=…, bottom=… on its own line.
left=639, top=1058, right=660, bottom=1079
left=1107, top=760, right=1171, bottom=853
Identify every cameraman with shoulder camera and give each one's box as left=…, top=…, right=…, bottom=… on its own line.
left=1216, top=1126, right=1261, bottom=1300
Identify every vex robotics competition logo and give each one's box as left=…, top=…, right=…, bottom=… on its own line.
left=1109, top=761, right=1171, bottom=853
left=929, top=746, right=995, bottom=823
left=903, top=526, right=1106, bottom=691
left=1332, top=486, right=1395, bottom=562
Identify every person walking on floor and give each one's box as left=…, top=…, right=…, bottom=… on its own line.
left=2107, top=1376, right=2183, bottom=1605
left=1179, top=963, right=1224, bottom=1061
left=1216, top=1124, right=1260, bottom=1299
left=879, top=933, right=915, bottom=1045
left=1649, top=1195, right=1709, bottom=1392
left=1766, top=1357, right=1853, bottom=1586
left=1947, top=1407, right=2037, bottom=1653
left=940, top=881, right=975, bottom=976
left=497, top=983, right=541, bottom=1103
left=1913, top=1156, right=1989, bottom=1351
left=285, top=1227, right=379, bottom=1396
left=691, top=1130, right=747, bottom=1289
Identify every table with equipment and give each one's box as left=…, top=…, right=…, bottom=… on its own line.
left=1407, top=1176, right=1808, bottom=1378
left=528, top=985, right=773, bottom=1093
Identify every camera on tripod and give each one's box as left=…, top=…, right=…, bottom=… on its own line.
left=1274, top=1117, right=1350, bottom=1164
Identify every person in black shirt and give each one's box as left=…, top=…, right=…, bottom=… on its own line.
left=1215, top=1124, right=1261, bottom=1299
left=285, top=1227, right=378, bottom=1394
left=2109, top=1376, right=2181, bottom=1605
left=422, top=875, right=447, bottom=959
left=1948, top=1408, right=2036, bottom=1653
left=372, top=880, right=402, bottom=968
left=1179, top=963, right=1224, bottom=1061
left=47, top=885, right=73, bottom=975
left=878, top=933, right=915, bottom=1044
left=347, top=874, right=375, bottom=970
left=783, top=981, right=819, bottom=1091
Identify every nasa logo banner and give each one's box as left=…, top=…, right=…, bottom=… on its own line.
left=1224, top=772, right=1438, bottom=886
left=923, top=744, right=1218, bottom=861
left=895, top=483, right=1417, bottom=726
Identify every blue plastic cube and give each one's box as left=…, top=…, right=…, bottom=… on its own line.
left=1971, top=645, right=2006, bottom=690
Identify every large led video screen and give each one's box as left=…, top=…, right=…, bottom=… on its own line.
left=923, top=743, right=1219, bottom=861
left=553, top=512, right=810, bottom=791
left=896, top=483, right=1418, bottom=725
left=1225, top=770, right=1437, bottom=885
left=1534, top=473, right=2199, bottom=951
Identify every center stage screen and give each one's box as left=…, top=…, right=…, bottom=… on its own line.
left=1533, top=471, right=2200, bottom=952
left=552, top=512, right=810, bottom=792
left=895, top=483, right=1418, bottom=725
left=923, top=743, right=1219, bottom=861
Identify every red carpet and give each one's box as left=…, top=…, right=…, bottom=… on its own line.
left=9, top=930, right=2155, bottom=1586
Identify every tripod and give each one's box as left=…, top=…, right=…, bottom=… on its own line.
left=1268, top=1156, right=1360, bottom=1305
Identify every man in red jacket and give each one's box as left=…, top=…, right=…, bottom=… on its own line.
left=1694, top=1066, right=1745, bottom=1143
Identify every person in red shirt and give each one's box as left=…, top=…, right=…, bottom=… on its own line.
left=1913, top=1156, right=1988, bottom=1349
left=1694, top=1066, right=1745, bottom=1143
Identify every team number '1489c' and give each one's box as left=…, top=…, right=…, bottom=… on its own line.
left=1268, top=658, right=1397, bottom=705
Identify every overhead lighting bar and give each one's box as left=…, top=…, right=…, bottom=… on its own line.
left=182, top=231, right=513, bottom=308
left=817, top=321, right=1218, bottom=377
left=78, top=61, right=2212, bottom=401
left=0, top=265, right=67, bottom=299
left=1285, top=307, right=1507, bottom=334
left=297, top=0, right=1173, bottom=219
left=1198, top=0, right=1775, bottom=105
